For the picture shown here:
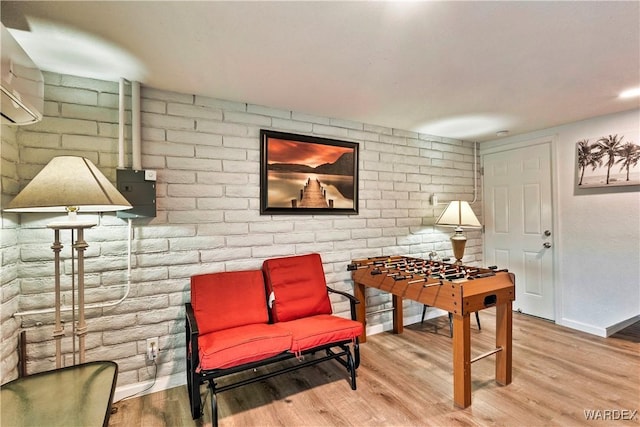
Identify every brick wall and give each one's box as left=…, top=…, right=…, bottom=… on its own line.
left=1, top=72, right=482, bottom=393
left=1, top=124, right=21, bottom=382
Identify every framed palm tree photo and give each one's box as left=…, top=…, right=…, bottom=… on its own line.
left=575, top=132, right=640, bottom=191
left=260, top=130, right=359, bottom=215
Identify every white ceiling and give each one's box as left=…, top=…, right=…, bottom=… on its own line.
left=2, top=1, right=639, bottom=142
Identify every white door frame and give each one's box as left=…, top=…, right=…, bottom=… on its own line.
left=480, top=135, right=562, bottom=323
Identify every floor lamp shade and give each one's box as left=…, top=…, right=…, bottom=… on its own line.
left=4, top=156, right=131, bottom=213
left=4, top=156, right=131, bottom=368
left=435, top=201, right=481, bottom=264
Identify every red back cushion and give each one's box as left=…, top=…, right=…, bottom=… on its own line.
left=262, top=253, right=332, bottom=322
left=191, top=270, right=268, bottom=334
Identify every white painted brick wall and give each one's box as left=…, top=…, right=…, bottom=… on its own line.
left=1, top=123, right=21, bottom=383
left=0, top=71, right=483, bottom=394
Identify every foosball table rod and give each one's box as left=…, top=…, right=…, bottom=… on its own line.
left=470, top=347, right=503, bottom=364
left=365, top=307, right=395, bottom=316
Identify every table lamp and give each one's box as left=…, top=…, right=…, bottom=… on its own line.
left=5, top=156, right=131, bottom=367
left=435, top=201, right=481, bottom=265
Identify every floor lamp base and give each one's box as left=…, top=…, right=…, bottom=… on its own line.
left=47, top=220, right=96, bottom=367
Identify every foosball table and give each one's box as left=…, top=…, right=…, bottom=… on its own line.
left=348, top=255, right=515, bottom=408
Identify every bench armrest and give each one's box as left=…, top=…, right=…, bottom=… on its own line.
left=185, top=303, right=199, bottom=366
left=185, top=302, right=199, bottom=335
left=327, top=286, right=360, bottom=321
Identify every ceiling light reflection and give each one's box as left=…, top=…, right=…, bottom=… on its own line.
left=416, top=114, right=516, bottom=140
left=8, top=18, right=146, bottom=82
left=619, top=87, right=640, bottom=99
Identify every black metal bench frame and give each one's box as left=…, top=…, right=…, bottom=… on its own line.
left=185, top=287, right=361, bottom=426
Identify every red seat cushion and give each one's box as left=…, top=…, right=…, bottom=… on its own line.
left=198, top=324, right=292, bottom=371
left=262, top=253, right=332, bottom=322
left=278, top=314, right=363, bottom=353
left=191, top=270, right=268, bottom=334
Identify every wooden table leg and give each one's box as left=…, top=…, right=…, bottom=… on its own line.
left=495, top=301, right=513, bottom=386
left=392, top=295, right=403, bottom=335
left=354, top=281, right=367, bottom=343
left=452, top=313, right=471, bottom=408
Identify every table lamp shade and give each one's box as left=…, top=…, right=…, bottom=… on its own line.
left=435, top=201, right=481, bottom=229
left=435, top=200, right=481, bottom=265
left=5, top=156, right=131, bottom=213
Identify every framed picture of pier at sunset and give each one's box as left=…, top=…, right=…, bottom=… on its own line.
left=260, top=130, right=359, bottom=215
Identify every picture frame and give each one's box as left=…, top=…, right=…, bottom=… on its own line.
left=574, top=132, right=640, bottom=194
left=260, top=130, right=359, bottom=215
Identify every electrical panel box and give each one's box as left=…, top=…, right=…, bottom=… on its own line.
left=116, top=169, right=156, bottom=219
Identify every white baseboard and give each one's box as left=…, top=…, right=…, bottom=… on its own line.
left=365, top=308, right=447, bottom=337
left=558, top=314, right=640, bottom=338
left=114, top=371, right=186, bottom=402
left=558, top=318, right=607, bottom=337
left=605, top=314, right=640, bottom=337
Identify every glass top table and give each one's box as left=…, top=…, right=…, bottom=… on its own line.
left=1, top=361, right=118, bottom=427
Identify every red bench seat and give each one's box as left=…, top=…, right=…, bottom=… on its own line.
left=196, top=323, right=292, bottom=371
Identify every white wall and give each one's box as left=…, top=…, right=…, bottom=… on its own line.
left=482, top=109, right=640, bottom=336
left=0, top=72, right=482, bottom=393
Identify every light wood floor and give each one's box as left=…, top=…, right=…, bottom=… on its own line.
left=109, top=310, right=640, bottom=426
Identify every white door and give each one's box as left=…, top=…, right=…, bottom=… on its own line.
left=483, top=141, right=554, bottom=320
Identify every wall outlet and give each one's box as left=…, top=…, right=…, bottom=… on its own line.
left=146, top=337, right=159, bottom=360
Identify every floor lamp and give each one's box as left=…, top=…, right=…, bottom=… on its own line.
left=435, top=201, right=482, bottom=265
left=5, top=156, right=131, bottom=367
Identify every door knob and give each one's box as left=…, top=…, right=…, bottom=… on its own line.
left=543, top=242, right=551, bottom=248
left=544, top=230, right=551, bottom=237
